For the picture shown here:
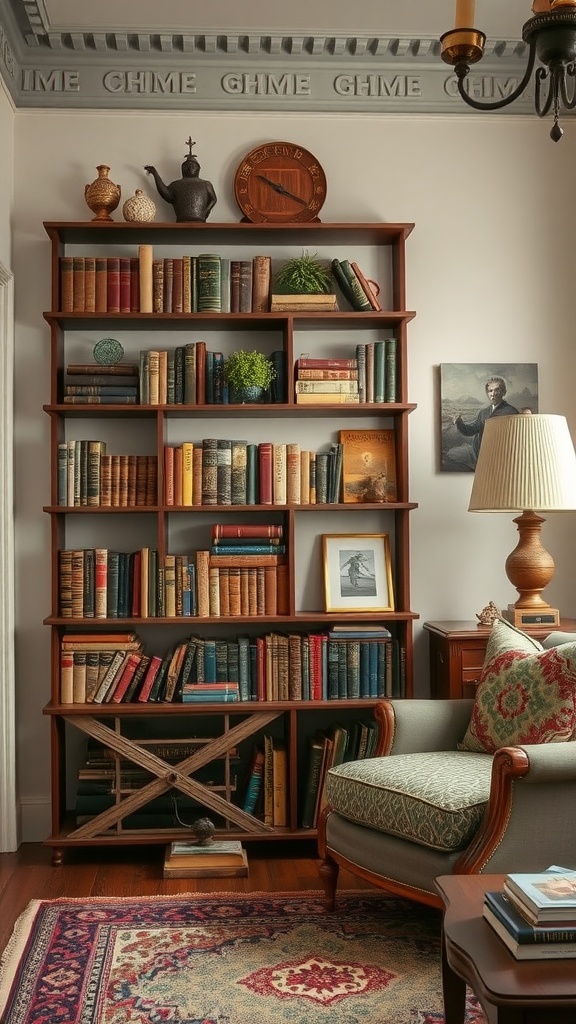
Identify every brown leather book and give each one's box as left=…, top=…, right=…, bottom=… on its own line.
left=95, top=257, right=108, bottom=312
left=119, top=257, right=131, bottom=313
left=251, top=254, right=271, bottom=312
left=60, top=257, right=74, bottom=312
left=152, top=259, right=164, bottom=313
left=106, top=257, right=120, bottom=313
left=172, top=257, right=183, bottom=313
left=84, top=257, right=96, bottom=312
left=72, top=257, right=85, bottom=312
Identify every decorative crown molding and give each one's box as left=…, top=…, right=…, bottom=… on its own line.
left=0, top=0, right=562, bottom=115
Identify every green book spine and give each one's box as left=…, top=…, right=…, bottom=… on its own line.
left=197, top=253, right=221, bottom=312
left=166, top=349, right=176, bottom=405
left=106, top=551, right=119, bottom=618
left=385, top=338, right=397, bottom=403
left=374, top=341, right=386, bottom=403
left=338, top=260, right=372, bottom=311
left=301, top=736, right=325, bottom=829
left=346, top=641, right=361, bottom=698
left=246, top=444, right=258, bottom=505
left=331, top=258, right=356, bottom=309
left=184, top=343, right=197, bottom=404
left=174, top=346, right=185, bottom=404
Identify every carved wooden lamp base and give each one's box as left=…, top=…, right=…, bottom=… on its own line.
left=501, top=511, right=560, bottom=627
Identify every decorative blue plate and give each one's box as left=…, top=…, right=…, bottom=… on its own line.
left=93, top=337, right=124, bottom=365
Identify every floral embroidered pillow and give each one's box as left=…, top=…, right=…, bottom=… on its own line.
left=459, top=618, right=576, bottom=753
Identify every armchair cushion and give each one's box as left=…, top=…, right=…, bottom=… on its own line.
left=325, top=750, right=493, bottom=852
left=459, top=618, right=576, bottom=754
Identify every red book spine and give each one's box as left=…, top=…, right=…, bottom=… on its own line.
left=297, top=358, right=357, bottom=369
left=130, top=257, right=140, bottom=312
left=258, top=442, right=273, bottom=505
left=95, top=257, right=108, bottom=312
left=107, top=257, right=120, bottom=313
left=137, top=654, right=163, bottom=703
left=109, top=652, right=142, bottom=702
left=212, top=524, right=283, bottom=539
left=119, top=257, right=131, bottom=313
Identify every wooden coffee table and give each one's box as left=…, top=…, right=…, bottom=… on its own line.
left=435, top=874, right=576, bottom=1024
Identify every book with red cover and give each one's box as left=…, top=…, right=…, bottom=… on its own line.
left=95, top=257, right=108, bottom=312
left=297, top=357, right=358, bottom=369
left=109, top=651, right=143, bottom=702
left=213, top=524, right=283, bottom=540
left=137, top=654, right=163, bottom=703
left=258, top=442, right=273, bottom=505
left=106, top=257, right=120, bottom=313
left=196, top=341, right=206, bottom=404
left=119, top=257, right=131, bottom=313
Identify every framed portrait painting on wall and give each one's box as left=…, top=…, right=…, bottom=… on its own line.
left=322, top=533, right=394, bottom=613
left=439, top=362, right=539, bottom=472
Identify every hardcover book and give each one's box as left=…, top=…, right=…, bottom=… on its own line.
left=339, top=428, right=397, bottom=503
left=163, top=840, right=248, bottom=878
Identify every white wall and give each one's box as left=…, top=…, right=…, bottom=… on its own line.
left=12, top=109, right=576, bottom=840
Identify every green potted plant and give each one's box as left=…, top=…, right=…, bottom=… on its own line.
left=223, top=349, right=276, bottom=403
left=274, top=249, right=332, bottom=294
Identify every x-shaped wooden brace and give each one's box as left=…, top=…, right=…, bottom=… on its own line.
left=66, top=710, right=282, bottom=838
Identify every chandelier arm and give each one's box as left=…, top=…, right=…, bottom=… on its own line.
left=559, top=63, right=576, bottom=109
left=535, top=66, right=555, bottom=117
left=455, top=38, right=537, bottom=111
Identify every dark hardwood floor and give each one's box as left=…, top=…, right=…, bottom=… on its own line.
left=0, top=842, right=373, bottom=955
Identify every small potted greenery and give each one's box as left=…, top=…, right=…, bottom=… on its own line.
left=274, top=250, right=332, bottom=294
left=223, top=349, right=276, bottom=403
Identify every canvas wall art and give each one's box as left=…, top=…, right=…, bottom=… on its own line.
left=439, top=363, right=539, bottom=472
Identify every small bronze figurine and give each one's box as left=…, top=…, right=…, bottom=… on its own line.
left=144, top=137, right=217, bottom=223
left=476, top=601, right=501, bottom=626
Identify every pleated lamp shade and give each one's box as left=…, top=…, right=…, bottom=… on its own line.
left=469, top=414, right=576, bottom=513
left=468, top=413, right=576, bottom=622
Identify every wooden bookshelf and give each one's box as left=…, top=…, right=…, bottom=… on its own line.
left=42, top=220, right=417, bottom=861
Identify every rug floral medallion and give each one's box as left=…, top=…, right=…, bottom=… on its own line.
left=0, top=891, right=484, bottom=1024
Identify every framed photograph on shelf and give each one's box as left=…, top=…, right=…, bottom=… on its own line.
left=322, top=533, right=394, bottom=613
left=439, top=362, right=538, bottom=473
left=339, top=428, right=397, bottom=503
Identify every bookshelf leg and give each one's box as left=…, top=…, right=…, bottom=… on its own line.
left=51, top=848, right=64, bottom=866
left=318, top=854, right=339, bottom=911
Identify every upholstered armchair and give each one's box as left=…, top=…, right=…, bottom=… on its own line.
left=318, top=622, right=576, bottom=910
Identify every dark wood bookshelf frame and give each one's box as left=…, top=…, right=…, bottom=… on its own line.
left=43, top=219, right=417, bottom=862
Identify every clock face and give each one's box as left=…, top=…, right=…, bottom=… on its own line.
left=234, top=142, right=327, bottom=223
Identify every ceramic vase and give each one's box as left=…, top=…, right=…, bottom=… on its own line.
left=122, top=188, right=156, bottom=223
left=84, top=165, right=121, bottom=221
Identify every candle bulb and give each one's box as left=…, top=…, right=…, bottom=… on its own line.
left=454, top=0, right=475, bottom=28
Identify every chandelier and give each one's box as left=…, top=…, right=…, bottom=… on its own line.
left=440, top=0, right=576, bottom=141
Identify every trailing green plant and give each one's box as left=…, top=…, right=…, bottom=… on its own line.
left=223, top=349, right=276, bottom=391
left=274, top=250, right=332, bottom=294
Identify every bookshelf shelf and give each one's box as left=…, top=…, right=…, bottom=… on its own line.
left=43, top=218, right=417, bottom=862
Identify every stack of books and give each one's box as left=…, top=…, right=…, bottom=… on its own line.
left=483, top=868, right=576, bottom=959
left=163, top=840, right=248, bottom=878
left=63, top=362, right=139, bottom=405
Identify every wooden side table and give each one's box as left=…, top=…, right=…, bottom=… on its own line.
left=424, top=619, right=576, bottom=700
left=435, top=874, right=576, bottom=1024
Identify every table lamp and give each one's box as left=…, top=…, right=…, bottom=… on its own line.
left=468, top=413, right=576, bottom=627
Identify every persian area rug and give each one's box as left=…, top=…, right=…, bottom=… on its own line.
left=0, top=890, right=484, bottom=1024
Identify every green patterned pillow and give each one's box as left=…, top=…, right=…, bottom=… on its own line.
left=459, top=618, right=576, bottom=753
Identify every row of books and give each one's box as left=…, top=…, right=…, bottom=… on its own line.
left=74, top=735, right=239, bottom=829
left=163, top=439, right=345, bottom=506
left=57, top=442, right=157, bottom=507
left=59, top=250, right=386, bottom=316
left=57, top=547, right=289, bottom=620
left=56, top=428, right=396, bottom=509
left=483, top=868, right=576, bottom=959
left=58, top=626, right=402, bottom=704
left=301, top=720, right=379, bottom=829
left=59, top=346, right=398, bottom=407
left=139, top=345, right=287, bottom=406
left=295, top=343, right=397, bottom=405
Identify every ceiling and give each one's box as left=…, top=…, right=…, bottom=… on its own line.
left=0, top=1, right=543, bottom=112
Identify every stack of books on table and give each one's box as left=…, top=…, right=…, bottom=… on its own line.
left=483, top=868, right=576, bottom=959
left=163, top=840, right=248, bottom=878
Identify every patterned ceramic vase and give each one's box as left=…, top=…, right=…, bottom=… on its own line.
left=84, top=165, right=121, bottom=221
left=122, top=188, right=156, bottom=223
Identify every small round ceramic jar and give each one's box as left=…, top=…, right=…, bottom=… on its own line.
left=122, top=188, right=156, bottom=223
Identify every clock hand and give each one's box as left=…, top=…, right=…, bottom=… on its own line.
left=256, top=174, right=308, bottom=206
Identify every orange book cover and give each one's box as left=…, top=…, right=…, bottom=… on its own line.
left=218, top=567, right=230, bottom=616
left=192, top=446, right=202, bottom=506
left=195, top=549, right=210, bottom=617
left=263, top=565, right=278, bottom=616
left=339, top=428, right=397, bottom=503
left=228, top=567, right=241, bottom=616
left=209, top=566, right=221, bottom=617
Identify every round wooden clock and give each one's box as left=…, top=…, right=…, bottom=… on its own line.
left=233, top=141, right=327, bottom=223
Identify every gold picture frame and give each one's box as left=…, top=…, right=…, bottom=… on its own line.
left=322, top=533, right=394, bottom=613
